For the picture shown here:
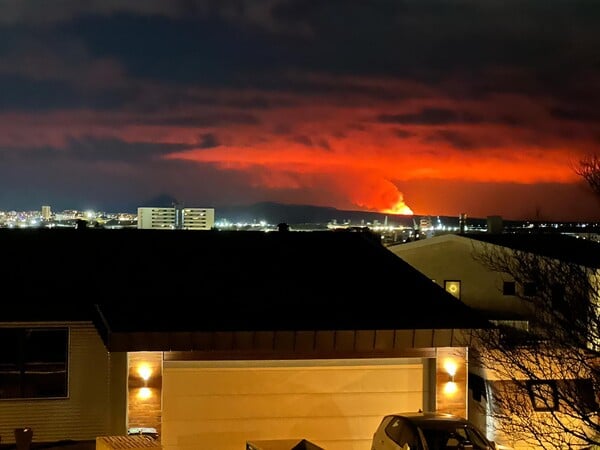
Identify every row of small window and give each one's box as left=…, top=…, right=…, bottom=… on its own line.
left=441, top=280, right=540, bottom=299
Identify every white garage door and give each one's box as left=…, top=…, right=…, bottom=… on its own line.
left=162, top=358, right=424, bottom=450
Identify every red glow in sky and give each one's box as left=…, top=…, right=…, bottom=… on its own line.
left=1, top=2, right=599, bottom=221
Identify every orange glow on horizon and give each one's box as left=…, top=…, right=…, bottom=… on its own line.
left=383, top=202, right=414, bottom=216
left=0, top=79, right=595, bottom=220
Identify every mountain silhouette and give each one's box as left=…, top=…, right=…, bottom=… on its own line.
left=216, top=201, right=419, bottom=227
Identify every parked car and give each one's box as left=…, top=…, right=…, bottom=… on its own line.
left=371, top=411, right=499, bottom=450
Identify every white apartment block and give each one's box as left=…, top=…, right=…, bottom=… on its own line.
left=137, top=207, right=214, bottom=230
left=181, top=208, right=215, bottom=230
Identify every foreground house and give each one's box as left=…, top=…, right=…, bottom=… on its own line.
left=388, top=231, right=600, bottom=449
left=0, top=228, right=492, bottom=450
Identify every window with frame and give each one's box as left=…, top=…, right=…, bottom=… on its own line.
left=0, top=327, right=69, bottom=399
left=503, top=281, right=516, bottom=295
left=527, top=380, right=558, bottom=412
left=523, top=282, right=537, bottom=297
left=444, top=280, right=461, bottom=300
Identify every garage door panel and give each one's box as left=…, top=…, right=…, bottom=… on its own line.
left=170, top=439, right=370, bottom=450
left=163, top=366, right=422, bottom=395
left=163, top=415, right=388, bottom=446
left=163, top=361, right=424, bottom=450
left=165, top=391, right=423, bottom=420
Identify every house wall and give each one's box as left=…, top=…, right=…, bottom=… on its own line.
left=389, top=236, right=530, bottom=318
left=128, top=352, right=163, bottom=437
left=109, top=352, right=128, bottom=436
left=0, top=322, right=110, bottom=444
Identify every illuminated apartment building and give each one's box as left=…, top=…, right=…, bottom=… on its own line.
left=137, top=207, right=214, bottom=230
left=180, top=208, right=215, bottom=230
left=41, top=205, right=52, bottom=220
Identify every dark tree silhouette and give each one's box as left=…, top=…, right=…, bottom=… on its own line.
left=575, top=153, right=600, bottom=198
left=468, top=153, right=600, bottom=449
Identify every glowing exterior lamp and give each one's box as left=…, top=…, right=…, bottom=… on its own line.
left=444, top=360, right=457, bottom=379
left=138, top=365, right=152, bottom=382
left=136, top=364, right=153, bottom=400
left=138, top=387, right=152, bottom=400
left=443, top=359, right=458, bottom=396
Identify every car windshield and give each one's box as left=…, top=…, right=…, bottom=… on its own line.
left=418, top=422, right=491, bottom=450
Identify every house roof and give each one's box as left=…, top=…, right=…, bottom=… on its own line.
left=0, top=228, right=492, bottom=351
left=390, top=232, right=600, bottom=268
left=464, top=232, right=600, bottom=268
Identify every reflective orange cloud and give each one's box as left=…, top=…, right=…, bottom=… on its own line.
left=160, top=84, right=589, bottom=217
left=0, top=79, right=596, bottom=220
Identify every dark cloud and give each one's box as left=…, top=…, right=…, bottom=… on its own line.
left=224, top=97, right=298, bottom=109
left=378, top=108, right=483, bottom=125
left=423, top=130, right=479, bottom=150
left=394, top=129, right=416, bottom=139
left=127, top=113, right=260, bottom=127
left=0, top=75, right=86, bottom=111
left=3, top=0, right=598, bottom=109
left=0, top=73, right=141, bottom=111
left=317, top=138, right=331, bottom=150
left=549, top=107, right=600, bottom=122
left=0, top=146, right=57, bottom=161
left=58, top=13, right=287, bottom=86
left=1, top=1, right=600, bottom=220
left=292, top=135, right=313, bottom=146
left=197, top=133, right=220, bottom=148
left=0, top=137, right=194, bottom=163
left=66, top=137, right=194, bottom=161
left=288, top=135, right=331, bottom=150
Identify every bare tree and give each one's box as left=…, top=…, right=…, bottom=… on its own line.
left=467, top=154, right=600, bottom=449
left=575, top=153, right=600, bottom=198
left=469, top=244, right=600, bottom=449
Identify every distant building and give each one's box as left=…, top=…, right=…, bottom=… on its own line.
left=180, top=207, right=215, bottom=230
left=137, top=206, right=214, bottom=230
left=41, top=205, right=51, bottom=220
left=486, top=215, right=503, bottom=234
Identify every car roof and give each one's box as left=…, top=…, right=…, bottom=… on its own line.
left=386, top=412, right=471, bottom=426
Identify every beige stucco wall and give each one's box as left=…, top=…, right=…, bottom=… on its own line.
left=0, top=322, right=111, bottom=444
left=109, top=352, right=128, bottom=436
left=389, top=235, right=530, bottom=318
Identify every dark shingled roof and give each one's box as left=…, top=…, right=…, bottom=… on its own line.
left=0, top=228, right=491, bottom=333
left=465, top=232, right=600, bottom=268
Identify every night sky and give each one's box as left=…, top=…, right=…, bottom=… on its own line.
left=1, top=0, right=600, bottom=221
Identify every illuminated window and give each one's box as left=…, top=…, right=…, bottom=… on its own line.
left=527, top=381, right=558, bottom=412
left=444, top=280, right=461, bottom=299
left=503, top=281, right=516, bottom=295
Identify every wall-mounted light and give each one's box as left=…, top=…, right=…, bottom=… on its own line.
left=136, top=364, right=153, bottom=400
left=443, top=359, right=458, bottom=396
left=444, top=359, right=457, bottom=379
left=138, top=387, right=152, bottom=400
left=138, top=364, right=152, bottom=382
